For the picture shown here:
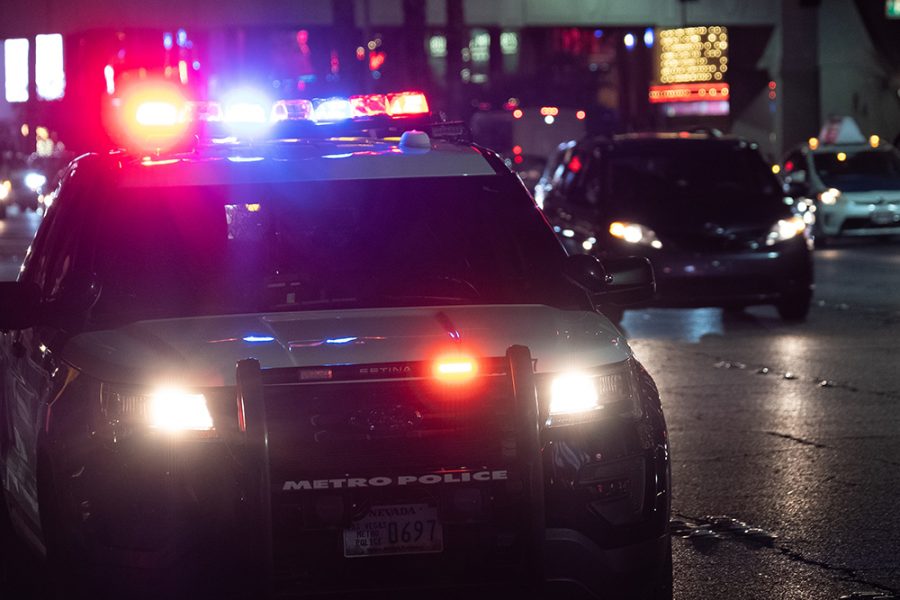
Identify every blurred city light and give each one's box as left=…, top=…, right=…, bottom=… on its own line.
left=36, top=34, right=65, bottom=100
left=4, top=39, right=29, bottom=102
left=624, top=33, right=636, bottom=50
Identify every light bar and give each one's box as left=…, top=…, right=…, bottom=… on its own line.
left=313, top=98, right=353, bottom=123
left=225, top=102, right=268, bottom=124
left=274, top=91, right=430, bottom=123
left=108, top=80, right=193, bottom=153
left=271, top=99, right=314, bottom=121
left=386, top=91, right=429, bottom=116
left=181, top=100, right=222, bottom=122
left=136, top=101, right=180, bottom=126
left=350, top=93, right=388, bottom=117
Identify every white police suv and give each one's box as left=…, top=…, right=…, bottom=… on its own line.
left=0, top=85, right=669, bottom=599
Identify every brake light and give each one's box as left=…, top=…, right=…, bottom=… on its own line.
left=433, top=356, right=478, bottom=384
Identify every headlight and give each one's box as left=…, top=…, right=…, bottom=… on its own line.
left=545, top=363, right=639, bottom=426
left=609, top=221, right=663, bottom=249
left=818, top=187, right=841, bottom=205
left=101, top=384, right=215, bottom=435
left=765, top=215, right=806, bottom=246
left=24, top=172, right=47, bottom=192
left=0, top=180, right=11, bottom=201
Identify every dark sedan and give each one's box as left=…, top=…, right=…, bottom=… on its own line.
left=536, top=132, right=814, bottom=322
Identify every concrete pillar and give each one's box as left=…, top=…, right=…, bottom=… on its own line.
left=778, top=0, right=820, bottom=155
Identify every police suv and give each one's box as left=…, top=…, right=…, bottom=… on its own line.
left=0, top=85, right=670, bottom=599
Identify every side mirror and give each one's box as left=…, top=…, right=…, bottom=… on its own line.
left=563, top=254, right=608, bottom=294
left=563, top=255, right=656, bottom=306
left=0, top=281, right=41, bottom=330
left=597, top=256, right=656, bottom=306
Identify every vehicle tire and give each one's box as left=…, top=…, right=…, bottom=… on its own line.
left=776, top=290, right=811, bottom=322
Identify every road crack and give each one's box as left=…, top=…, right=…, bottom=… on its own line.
left=764, top=430, right=827, bottom=449
left=671, top=512, right=899, bottom=596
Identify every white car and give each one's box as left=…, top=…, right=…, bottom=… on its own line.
left=782, top=118, right=900, bottom=244
left=0, top=88, right=669, bottom=599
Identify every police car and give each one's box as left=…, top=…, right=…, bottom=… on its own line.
left=0, top=84, right=670, bottom=599
left=782, top=116, right=900, bottom=244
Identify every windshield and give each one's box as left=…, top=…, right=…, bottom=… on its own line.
left=594, top=142, right=787, bottom=226
left=90, top=174, right=570, bottom=326
left=812, top=148, right=900, bottom=191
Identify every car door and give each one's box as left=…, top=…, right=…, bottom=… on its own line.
left=1, top=165, right=90, bottom=531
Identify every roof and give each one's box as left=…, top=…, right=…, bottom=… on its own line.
left=113, top=137, right=502, bottom=188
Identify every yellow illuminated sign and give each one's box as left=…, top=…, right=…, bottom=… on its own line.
left=656, top=26, right=728, bottom=85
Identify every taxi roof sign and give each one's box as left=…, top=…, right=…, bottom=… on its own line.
left=818, top=116, right=866, bottom=145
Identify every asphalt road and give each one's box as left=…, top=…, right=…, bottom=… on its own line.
left=623, top=237, right=900, bottom=600
left=1, top=208, right=898, bottom=599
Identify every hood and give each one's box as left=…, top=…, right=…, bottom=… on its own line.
left=62, top=305, right=631, bottom=387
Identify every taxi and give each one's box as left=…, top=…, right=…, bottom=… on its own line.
left=0, top=83, right=669, bottom=599
left=782, top=116, right=900, bottom=243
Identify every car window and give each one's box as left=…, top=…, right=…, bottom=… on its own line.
left=812, top=148, right=900, bottom=191
left=88, top=174, right=573, bottom=327
left=20, top=167, right=81, bottom=295
left=590, top=142, right=787, bottom=225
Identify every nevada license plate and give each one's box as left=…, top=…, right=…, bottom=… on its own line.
left=343, top=503, right=443, bottom=558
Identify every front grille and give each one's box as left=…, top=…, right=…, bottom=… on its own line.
left=662, top=228, right=768, bottom=252
left=842, top=217, right=900, bottom=231
left=264, top=376, right=515, bottom=477
left=236, top=354, right=543, bottom=596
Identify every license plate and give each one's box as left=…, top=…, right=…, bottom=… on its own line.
left=871, top=210, right=896, bottom=225
left=343, top=503, right=443, bottom=558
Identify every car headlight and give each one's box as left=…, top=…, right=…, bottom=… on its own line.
left=24, top=172, right=47, bottom=192
left=765, top=215, right=806, bottom=246
left=0, top=180, right=11, bottom=201
left=101, top=384, right=215, bottom=435
left=609, top=221, right=663, bottom=249
left=545, top=363, right=639, bottom=426
left=818, top=187, right=841, bottom=205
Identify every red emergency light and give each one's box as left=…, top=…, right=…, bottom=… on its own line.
left=107, top=80, right=194, bottom=153
left=348, top=91, right=430, bottom=118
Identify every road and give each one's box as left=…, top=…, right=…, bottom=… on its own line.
left=1, top=208, right=898, bottom=599
left=623, top=238, right=900, bottom=600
